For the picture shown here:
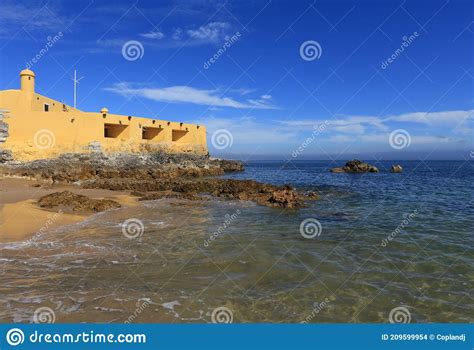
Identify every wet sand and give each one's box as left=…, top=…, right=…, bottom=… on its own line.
left=0, top=176, right=139, bottom=242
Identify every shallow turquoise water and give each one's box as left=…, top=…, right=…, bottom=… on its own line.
left=0, top=160, right=472, bottom=323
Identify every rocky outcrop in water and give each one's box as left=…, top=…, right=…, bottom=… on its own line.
left=391, top=164, right=403, bottom=173
left=330, top=159, right=379, bottom=173
left=86, top=179, right=316, bottom=209
left=38, top=191, right=121, bottom=213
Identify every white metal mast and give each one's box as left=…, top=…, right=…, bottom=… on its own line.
left=72, top=69, right=84, bottom=109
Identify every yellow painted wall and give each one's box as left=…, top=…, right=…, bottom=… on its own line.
left=0, top=70, right=207, bottom=161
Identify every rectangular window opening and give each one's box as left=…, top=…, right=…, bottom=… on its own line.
left=104, top=123, right=128, bottom=138
left=44, top=104, right=49, bottom=112
left=172, top=129, right=188, bottom=142
left=142, top=126, right=163, bottom=140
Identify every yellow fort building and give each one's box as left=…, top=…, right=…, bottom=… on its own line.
left=0, top=69, right=207, bottom=161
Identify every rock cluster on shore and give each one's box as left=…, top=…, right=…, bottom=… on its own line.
left=1, top=152, right=316, bottom=209
left=0, top=153, right=244, bottom=182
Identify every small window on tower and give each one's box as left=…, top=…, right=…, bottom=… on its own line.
left=44, top=104, right=49, bottom=112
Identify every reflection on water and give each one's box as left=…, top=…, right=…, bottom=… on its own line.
left=0, top=160, right=473, bottom=323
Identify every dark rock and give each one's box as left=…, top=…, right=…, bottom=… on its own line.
left=84, top=178, right=315, bottom=209
left=391, top=164, right=403, bottom=173
left=266, top=185, right=303, bottom=208
left=330, top=159, right=379, bottom=173
left=37, top=191, right=121, bottom=213
left=0, top=149, right=13, bottom=163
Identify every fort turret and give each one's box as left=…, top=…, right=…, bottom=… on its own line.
left=20, top=69, right=35, bottom=94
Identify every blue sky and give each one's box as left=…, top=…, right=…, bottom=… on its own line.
left=0, top=0, right=472, bottom=160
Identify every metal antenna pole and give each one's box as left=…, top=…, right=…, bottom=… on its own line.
left=72, top=69, right=84, bottom=109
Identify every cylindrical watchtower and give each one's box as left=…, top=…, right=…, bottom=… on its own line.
left=20, top=69, right=35, bottom=94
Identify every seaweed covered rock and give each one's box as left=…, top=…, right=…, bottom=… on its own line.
left=38, top=191, right=121, bottom=213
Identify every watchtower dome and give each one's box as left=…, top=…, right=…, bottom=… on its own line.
left=20, top=69, right=35, bottom=94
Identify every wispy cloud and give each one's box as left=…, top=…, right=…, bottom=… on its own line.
left=280, top=110, right=474, bottom=135
left=105, top=83, right=278, bottom=110
left=387, top=110, right=474, bottom=126
left=196, top=116, right=299, bottom=145
left=140, top=30, right=165, bottom=40
left=186, top=22, right=230, bottom=43
left=0, top=2, right=63, bottom=35
left=98, top=21, right=233, bottom=51
left=281, top=116, right=388, bottom=134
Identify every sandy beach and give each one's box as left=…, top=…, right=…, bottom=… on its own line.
left=0, top=176, right=139, bottom=242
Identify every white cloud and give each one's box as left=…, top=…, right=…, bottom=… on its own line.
left=98, top=22, right=233, bottom=51
left=281, top=116, right=388, bottom=134
left=186, top=22, right=230, bottom=42
left=196, top=116, right=298, bottom=144
left=388, top=110, right=474, bottom=126
left=0, top=3, right=63, bottom=34
left=140, top=30, right=165, bottom=39
left=105, top=83, right=277, bottom=110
